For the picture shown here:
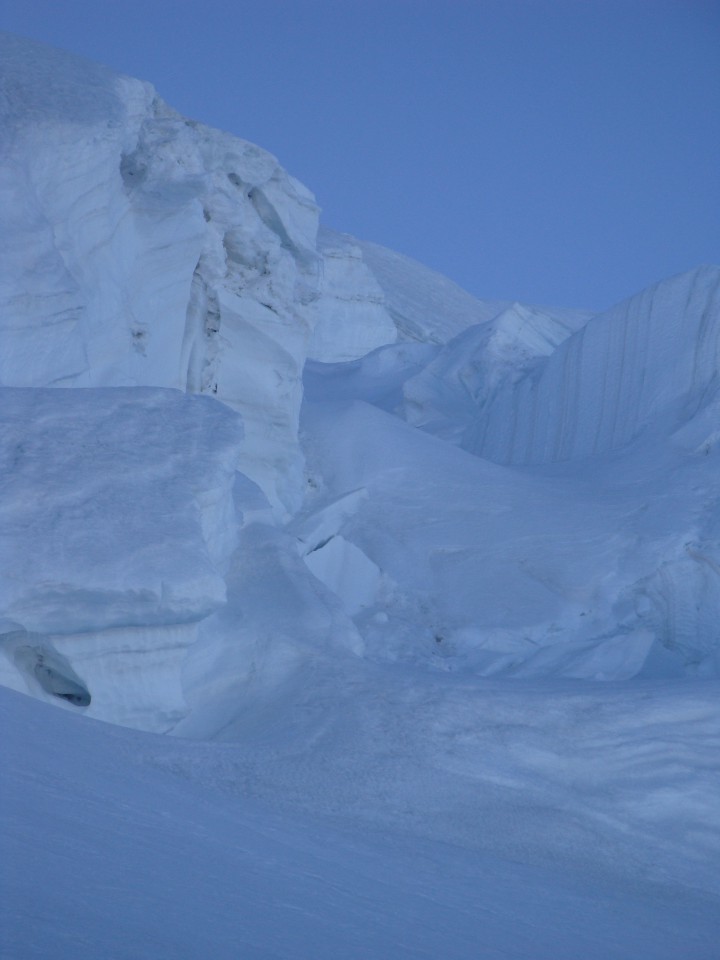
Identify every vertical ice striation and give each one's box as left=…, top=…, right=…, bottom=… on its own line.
left=401, top=302, right=586, bottom=448
left=0, top=32, right=322, bottom=515
left=472, top=265, right=720, bottom=464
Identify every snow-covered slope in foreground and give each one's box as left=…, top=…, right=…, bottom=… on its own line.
left=3, top=683, right=719, bottom=960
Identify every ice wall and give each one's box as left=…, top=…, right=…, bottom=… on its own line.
left=472, top=265, right=720, bottom=464
left=0, top=32, right=320, bottom=514
left=306, top=230, right=397, bottom=362
left=0, top=387, right=243, bottom=729
left=401, top=302, right=586, bottom=447
left=3, top=32, right=720, bottom=733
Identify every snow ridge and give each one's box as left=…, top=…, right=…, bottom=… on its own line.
left=472, top=264, right=720, bottom=464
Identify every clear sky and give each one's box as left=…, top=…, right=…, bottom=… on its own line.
left=2, top=0, right=718, bottom=310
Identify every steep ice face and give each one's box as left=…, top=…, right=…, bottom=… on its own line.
left=0, top=387, right=243, bottom=729
left=306, top=230, right=397, bottom=362
left=0, top=35, right=386, bottom=727
left=401, top=302, right=586, bottom=447
left=0, top=32, right=320, bottom=514
left=472, top=265, right=720, bottom=465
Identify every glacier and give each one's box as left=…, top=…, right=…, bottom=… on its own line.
left=1, top=31, right=719, bottom=959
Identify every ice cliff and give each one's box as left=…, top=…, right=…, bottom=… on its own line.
left=1, top=33, right=719, bottom=734
left=470, top=264, right=720, bottom=464
left=1, top=32, right=319, bottom=514
left=0, top=34, right=388, bottom=726
left=0, top=387, right=242, bottom=730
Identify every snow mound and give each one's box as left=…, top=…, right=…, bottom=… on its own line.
left=0, top=386, right=243, bottom=729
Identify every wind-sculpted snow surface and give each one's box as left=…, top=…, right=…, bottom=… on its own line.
left=4, top=685, right=719, bottom=960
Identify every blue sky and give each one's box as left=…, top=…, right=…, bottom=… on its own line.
left=2, top=0, right=718, bottom=310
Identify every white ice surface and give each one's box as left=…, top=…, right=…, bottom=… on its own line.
left=0, top=386, right=241, bottom=632
left=0, top=386, right=242, bottom=729
left=306, top=230, right=397, bottom=362
left=2, top=33, right=720, bottom=960
left=472, top=265, right=720, bottom=465
left=0, top=32, right=321, bottom=514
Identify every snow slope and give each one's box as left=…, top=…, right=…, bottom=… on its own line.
left=1, top=32, right=720, bottom=960
left=3, top=682, right=719, bottom=960
left=355, top=232, right=593, bottom=344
